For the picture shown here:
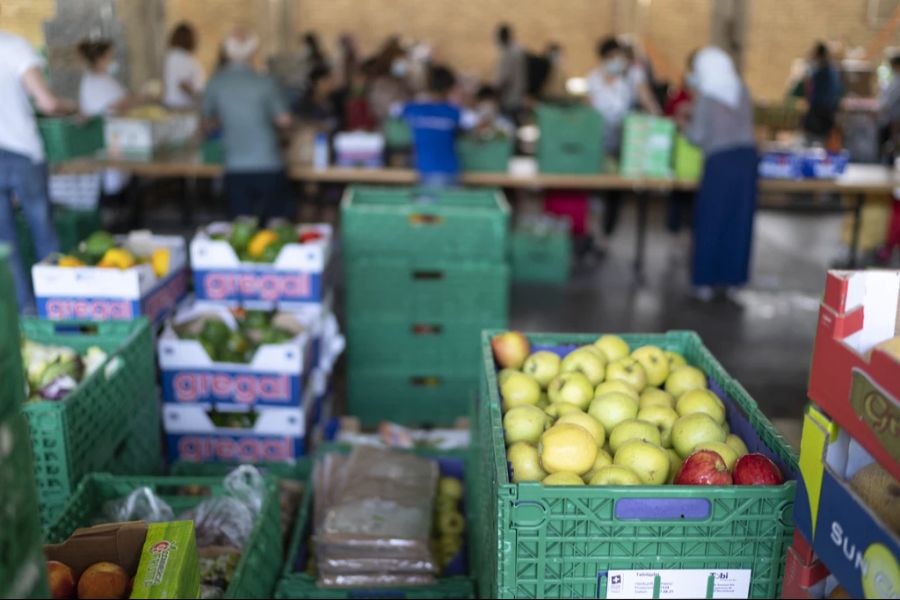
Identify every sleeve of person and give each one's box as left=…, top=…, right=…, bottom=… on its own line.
left=459, top=108, right=479, bottom=130
left=192, top=57, right=206, bottom=90
left=11, top=36, right=44, bottom=77
left=684, top=94, right=707, bottom=147
left=268, top=78, right=290, bottom=116
left=200, top=77, right=218, bottom=117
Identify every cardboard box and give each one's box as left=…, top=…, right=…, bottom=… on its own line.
left=32, top=232, right=188, bottom=323
left=333, top=131, right=385, bottom=167
left=808, top=270, right=900, bottom=480
left=794, top=404, right=900, bottom=599
left=158, top=302, right=315, bottom=408
left=782, top=545, right=829, bottom=599
left=619, top=113, right=675, bottom=177
left=190, top=223, right=333, bottom=307
left=44, top=520, right=200, bottom=599
left=105, top=112, right=199, bottom=159
left=162, top=382, right=315, bottom=463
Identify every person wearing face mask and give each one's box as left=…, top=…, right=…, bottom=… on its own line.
left=586, top=36, right=659, bottom=250
left=77, top=39, right=142, bottom=229
left=682, top=47, right=757, bottom=302
left=471, top=85, right=514, bottom=136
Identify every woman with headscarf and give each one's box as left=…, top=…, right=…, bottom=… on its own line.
left=682, top=47, right=757, bottom=301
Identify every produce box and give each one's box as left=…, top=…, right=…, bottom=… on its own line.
left=341, top=186, right=510, bottom=263
left=32, top=231, right=188, bottom=323
left=793, top=403, right=900, bottom=599
left=275, top=446, right=476, bottom=599
left=191, top=222, right=333, bottom=307
left=49, top=173, right=102, bottom=210
left=673, top=134, right=703, bottom=181
left=781, top=536, right=830, bottom=600
left=759, top=150, right=804, bottom=179
left=474, top=330, right=799, bottom=599
left=807, top=269, right=900, bottom=481
left=105, top=109, right=199, bottom=158
left=15, top=206, right=103, bottom=270
left=0, top=413, right=50, bottom=599
left=19, top=317, right=158, bottom=524
left=759, top=149, right=849, bottom=180
left=38, top=116, right=104, bottom=162
left=46, top=472, right=283, bottom=599
left=158, top=302, right=315, bottom=408
left=457, top=134, right=513, bottom=172
left=510, top=217, right=572, bottom=284
left=163, top=381, right=316, bottom=463
left=347, top=368, right=475, bottom=427
left=536, top=103, right=603, bottom=174
left=345, top=258, right=509, bottom=321
left=44, top=520, right=200, bottom=599
left=619, top=113, right=675, bottom=177
left=333, top=131, right=385, bottom=167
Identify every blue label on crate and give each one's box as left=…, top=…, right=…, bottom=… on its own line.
left=161, top=369, right=303, bottom=407
left=166, top=433, right=305, bottom=462
left=193, top=268, right=324, bottom=303
left=38, top=296, right=141, bottom=320
left=141, top=268, right=189, bottom=324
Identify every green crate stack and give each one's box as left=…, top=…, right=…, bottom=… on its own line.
left=46, top=473, right=283, bottom=599
left=0, top=247, right=49, bottom=600
left=202, top=137, right=224, bottom=164
left=473, top=330, right=800, bottom=599
left=457, top=135, right=513, bottom=172
left=38, top=116, right=104, bottom=163
left=19, top=317, right=159, bottom=524
left=674, top=133, right=704, bottom=181
left=15, top=206, right=103, bottom=270
left=536, top=103, right=603, bottom=174
left=384, top=117, right=413, bottom=149
left=509, top=222, right=571, bottom=284
left=342, top=186, right=510, bottom=426
left=276, top=445, right=476, bottom=598
left=620, top=113, right=676, bottom=177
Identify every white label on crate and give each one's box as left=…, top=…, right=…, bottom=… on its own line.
left=603, top=569, right=751, bottom=599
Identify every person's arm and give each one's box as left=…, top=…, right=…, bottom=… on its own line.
left=636, top=79, right=661, bottom=115
left=22, top=66, right=75, bottom=115
left=682, top=94, right=707, bottom=147
left=268, top=79, right=293, bottom=130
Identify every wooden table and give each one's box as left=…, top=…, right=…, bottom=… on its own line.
left=56, top=155, right=895, bottom=274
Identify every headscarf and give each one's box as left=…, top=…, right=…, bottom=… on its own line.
left=693, top=46, right=741, bottom=108
left=224, top=32, right=259, bottom=64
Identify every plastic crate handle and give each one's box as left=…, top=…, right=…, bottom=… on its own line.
left=410, top=375, right=442, bottom=387
left=410, top=323, right=443, bottom=335
left=412, top=270, right=444, bottom=280
left=407, top=213, right=444, bottom=225
left=51, top=322, right=100, bottom=336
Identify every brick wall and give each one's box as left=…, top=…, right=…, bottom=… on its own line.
left=0, top=0, right=56, bottom=46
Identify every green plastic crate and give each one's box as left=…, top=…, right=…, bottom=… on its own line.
left=102, top=393, right=163, bottom=479
left=384, top=117, right=413, bottom=149
left=0, top=413, right=50, bottom=599
left=510, top=228, right=571, bottom=284
left=341, top=186, right=510, bottom=263
left=15, top=207, right=103, bottom=270
left=19, top=317, right=157, bottom=524
left=347, top=317, right=504, bottom=374
left=474, top=330, right=800, bottom=599
left=346, top=258, right=510, bottom=321
left=0, top=246, right=21, bottom=419
left=620, top=113, right=675, bottom=177
left=275, top=445, right=475, bottom=599
left=202, top=138, right=224, bottom=164
left=347, top=368, right=476, bottom=427
left=536, top=103, right=603, bottom=174
left=38, top=116, right=104, bottom=163
left=457, top=135, right=512, bottom=172
left=674, top=134, right=704, bottom=181
left=46, top=472, right=283, bottom=599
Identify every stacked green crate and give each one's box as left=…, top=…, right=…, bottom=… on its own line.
left=342, top=186, right=510, bottom=426
left=457, top=134, right=513, bottom=172
left=620, top=113, right=676, bottom=177
left=510, top=216, right=572, bottom=284
left=0, top=246, right=49, bottom=599
left=536, top=103, right=603, bottom=174
left=38, top=116, right=104, bottom=162
left=15, top=206, right=103, bottom=269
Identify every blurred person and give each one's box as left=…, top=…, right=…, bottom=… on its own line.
left=295, top=65, right=341, bottom=132
left=663, top=52, right=697, bottom=235
left=335, top=33, right=358, bottom=89
left=494, top=23, right=527, bottom=118
left=344, top=59, right=377, bottom=131
left=202, top=28, right=292, bottom=219
left=398, top=64, right=470, bottom=187
left=800, top=41, right=842, bottom=142
left=471, top=85, right=514, bottom=136
left=0, top=24, right=74, bottom=310
left=682, top=47, right=757, bottom=301
left=368, top=37, right=410, bottom=124
left=876, top=54, right=900, bottom=263
left=164, top=22, right=205, bottom=109
left=621, top=40, right=662, bottom=114
left=586, top=36, right=659, bottom=248
left=541, top=43, right=569, bottom=100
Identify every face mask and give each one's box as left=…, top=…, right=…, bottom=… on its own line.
left=391, top=59, right=408, bottom=78
left=605, top=57, right=626, bottom=76
left=106, top=60, right=120, bottom=76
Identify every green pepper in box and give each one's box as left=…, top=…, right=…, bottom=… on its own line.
left=473, top=330, right=799, bottom=599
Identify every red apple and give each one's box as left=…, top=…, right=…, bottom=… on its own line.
left=674, top=449, right=733, bottom=485
left=491, top=331, right=531, bottom=369
left=733, top=453, right=784, bottom=485
left=299, top=230, right=323, bottom=243
left=47, top=560, right=75, bottom=599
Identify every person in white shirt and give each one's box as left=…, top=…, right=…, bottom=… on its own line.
left=586, top=36, right=660, bottom=245
left=163, top=23, right=205, bottom=109
left=494, top=23, right=527, bottom=119
left=0, top=28, right=73, bottom=311
left=77, top=39, right=141, bottom=218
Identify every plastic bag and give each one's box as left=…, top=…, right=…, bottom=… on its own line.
left=186, top=465, right=267, bottom=549
left=102, top=486, right=175, bottom=523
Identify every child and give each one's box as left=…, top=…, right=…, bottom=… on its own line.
left=399, top=64, right=465, bottom=187
left=471, top=85, right=514, bottom=136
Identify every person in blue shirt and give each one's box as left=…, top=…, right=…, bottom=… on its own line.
left=400, top=65, right=468, bottom=187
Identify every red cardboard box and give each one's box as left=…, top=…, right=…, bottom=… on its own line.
left=808, top=270, right=900, bottom=481
left=782, top=544, right=829, bottom=599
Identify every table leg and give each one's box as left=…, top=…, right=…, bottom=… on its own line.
left=849, top=192, right=864, bottom=268
left=634, top=192, right=648, bottom=280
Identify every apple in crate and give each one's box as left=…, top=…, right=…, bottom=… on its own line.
left=674, top=449, right=733, bottom=485
left=733, top=453, right=784, bottom=485
left=491, top=331, right=531, bottom=369
left=47, top=560, right=75, bottom=599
